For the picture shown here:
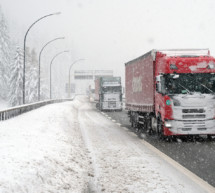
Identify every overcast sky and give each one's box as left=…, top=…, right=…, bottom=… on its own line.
left=1, top=0, right=215, bottom=86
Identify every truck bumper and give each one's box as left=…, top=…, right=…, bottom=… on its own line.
left=102, top=101, right=122, bottom=110
left=164, top=119, right=215, bottom=135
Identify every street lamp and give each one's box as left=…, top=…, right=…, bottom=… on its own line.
left=23, top=12, right=61, bottom=104
left=68, top=59, right=85, bottom=98
left=38, top=37, right=65, bottom=101
left=50, top=50, right=69, bottom=99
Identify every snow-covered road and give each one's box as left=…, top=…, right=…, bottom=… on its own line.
left=76, top=96, right=210, bottom=193
left=0, top=96, right=213, bottom=193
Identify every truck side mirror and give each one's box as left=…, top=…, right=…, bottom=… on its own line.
left=156, top=82, right=162, bottom=93
left=156, top=75, right=164, bottom=94
left=156, top=83, right=158, bottom=91
left=156, top=75, right=162, bottom=82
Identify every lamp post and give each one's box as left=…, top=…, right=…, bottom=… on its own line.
left=23, top=12, right=61, bottom=104
left=68, top=59, right=85, bottom=98
left=50, top=50, right=69, bottom=99
left=38, top=37, right=65, bottom=101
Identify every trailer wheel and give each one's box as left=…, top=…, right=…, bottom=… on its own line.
left=137, top=127, right=145, bottom=139
left=130, top=114, right=135, bottom=128
left=131, top=118, right=135, bottom=128
left=146, top=117, right=155, bottom=136
left=130, top=112, right=138, bottom=129
left=99, top=104, right=103, bottom=111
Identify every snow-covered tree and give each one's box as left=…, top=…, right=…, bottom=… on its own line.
left=9, top=46, right=23, bottom=106
left=9, top=46, right=41, bottom=106
left=0, top=7, right=12, bottom=99
left=26, top=48, right=39, bottom=103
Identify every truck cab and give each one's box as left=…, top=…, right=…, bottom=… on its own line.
left=155, top=49, right=215, bottom=137
left=96, top=77, right=122, bottom=111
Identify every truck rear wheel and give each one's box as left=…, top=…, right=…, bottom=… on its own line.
left=130, top=112, right=138, bottom=129
left=96, top=103, right=99, bottom=109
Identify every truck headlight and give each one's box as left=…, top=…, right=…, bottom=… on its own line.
left=173, top=99, right=181, bottom=106
left=165, top=121, right=172, bottom=128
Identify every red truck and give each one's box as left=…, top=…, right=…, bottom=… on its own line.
left=125, top=49, right=215, bottom=139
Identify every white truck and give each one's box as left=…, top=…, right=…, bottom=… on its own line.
left=95, top=76, right=122, bottom=111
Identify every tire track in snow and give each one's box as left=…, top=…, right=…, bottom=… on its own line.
left=79, top=102, right=122, bottom=192
left=77, top=102, right=102, bottom=192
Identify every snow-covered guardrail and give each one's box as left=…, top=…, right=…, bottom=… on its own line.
left=0, top=99, right=73, bottom=121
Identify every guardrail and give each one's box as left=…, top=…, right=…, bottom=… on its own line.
left=0, top=98, right=73, bottom=121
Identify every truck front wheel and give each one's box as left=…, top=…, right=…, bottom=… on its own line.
left=207, top=135, right=213, bottom=141
left=157, top=118, right=165, bottom=140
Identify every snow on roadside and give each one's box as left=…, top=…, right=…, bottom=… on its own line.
left=0, top=101, right=91, bottom=193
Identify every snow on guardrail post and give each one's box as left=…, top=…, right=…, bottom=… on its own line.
left=6, top=111, right=8, bottom=120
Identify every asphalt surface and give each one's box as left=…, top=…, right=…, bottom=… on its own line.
left=102, top=108, right=215, bottom=187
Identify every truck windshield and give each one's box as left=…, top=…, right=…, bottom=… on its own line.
left=102, top=86, right=121, bottom=93
left=164, top=73, right=215, bottom=94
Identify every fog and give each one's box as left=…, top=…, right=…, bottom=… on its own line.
left=1, top=0, right=215, bottom=89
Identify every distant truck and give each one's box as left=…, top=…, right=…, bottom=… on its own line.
left=95, top=76, right=122, bottom=111
left=125, top=49, right=215, bottom=139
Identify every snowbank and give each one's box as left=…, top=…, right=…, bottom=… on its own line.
left=0, top=101, right=91, bottom=193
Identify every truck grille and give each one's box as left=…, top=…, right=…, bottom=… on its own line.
left=107, top=98, right=116, bottom=101
left=182, top=114, right=205, bottom=119
left=182, top=118, right=206, bottom=129
left=182, top=108, right=206, bottom=119
left=183, top=120, right=205, bottom=125
left=197, top=128, right=207, bottom=131
left=176, top=108, right=208, bottom=132
left=108, top=101, right=116, bottom=107
left=179, top=127, right=207, bottom=131
left=182, top=109, right=205, bottom=113
left=181, top=128, right=192, bottom=131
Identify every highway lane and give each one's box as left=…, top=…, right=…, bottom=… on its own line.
left=79, top=98, right=211, bottom=192
left=101, top=108, right=215, bottom=187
